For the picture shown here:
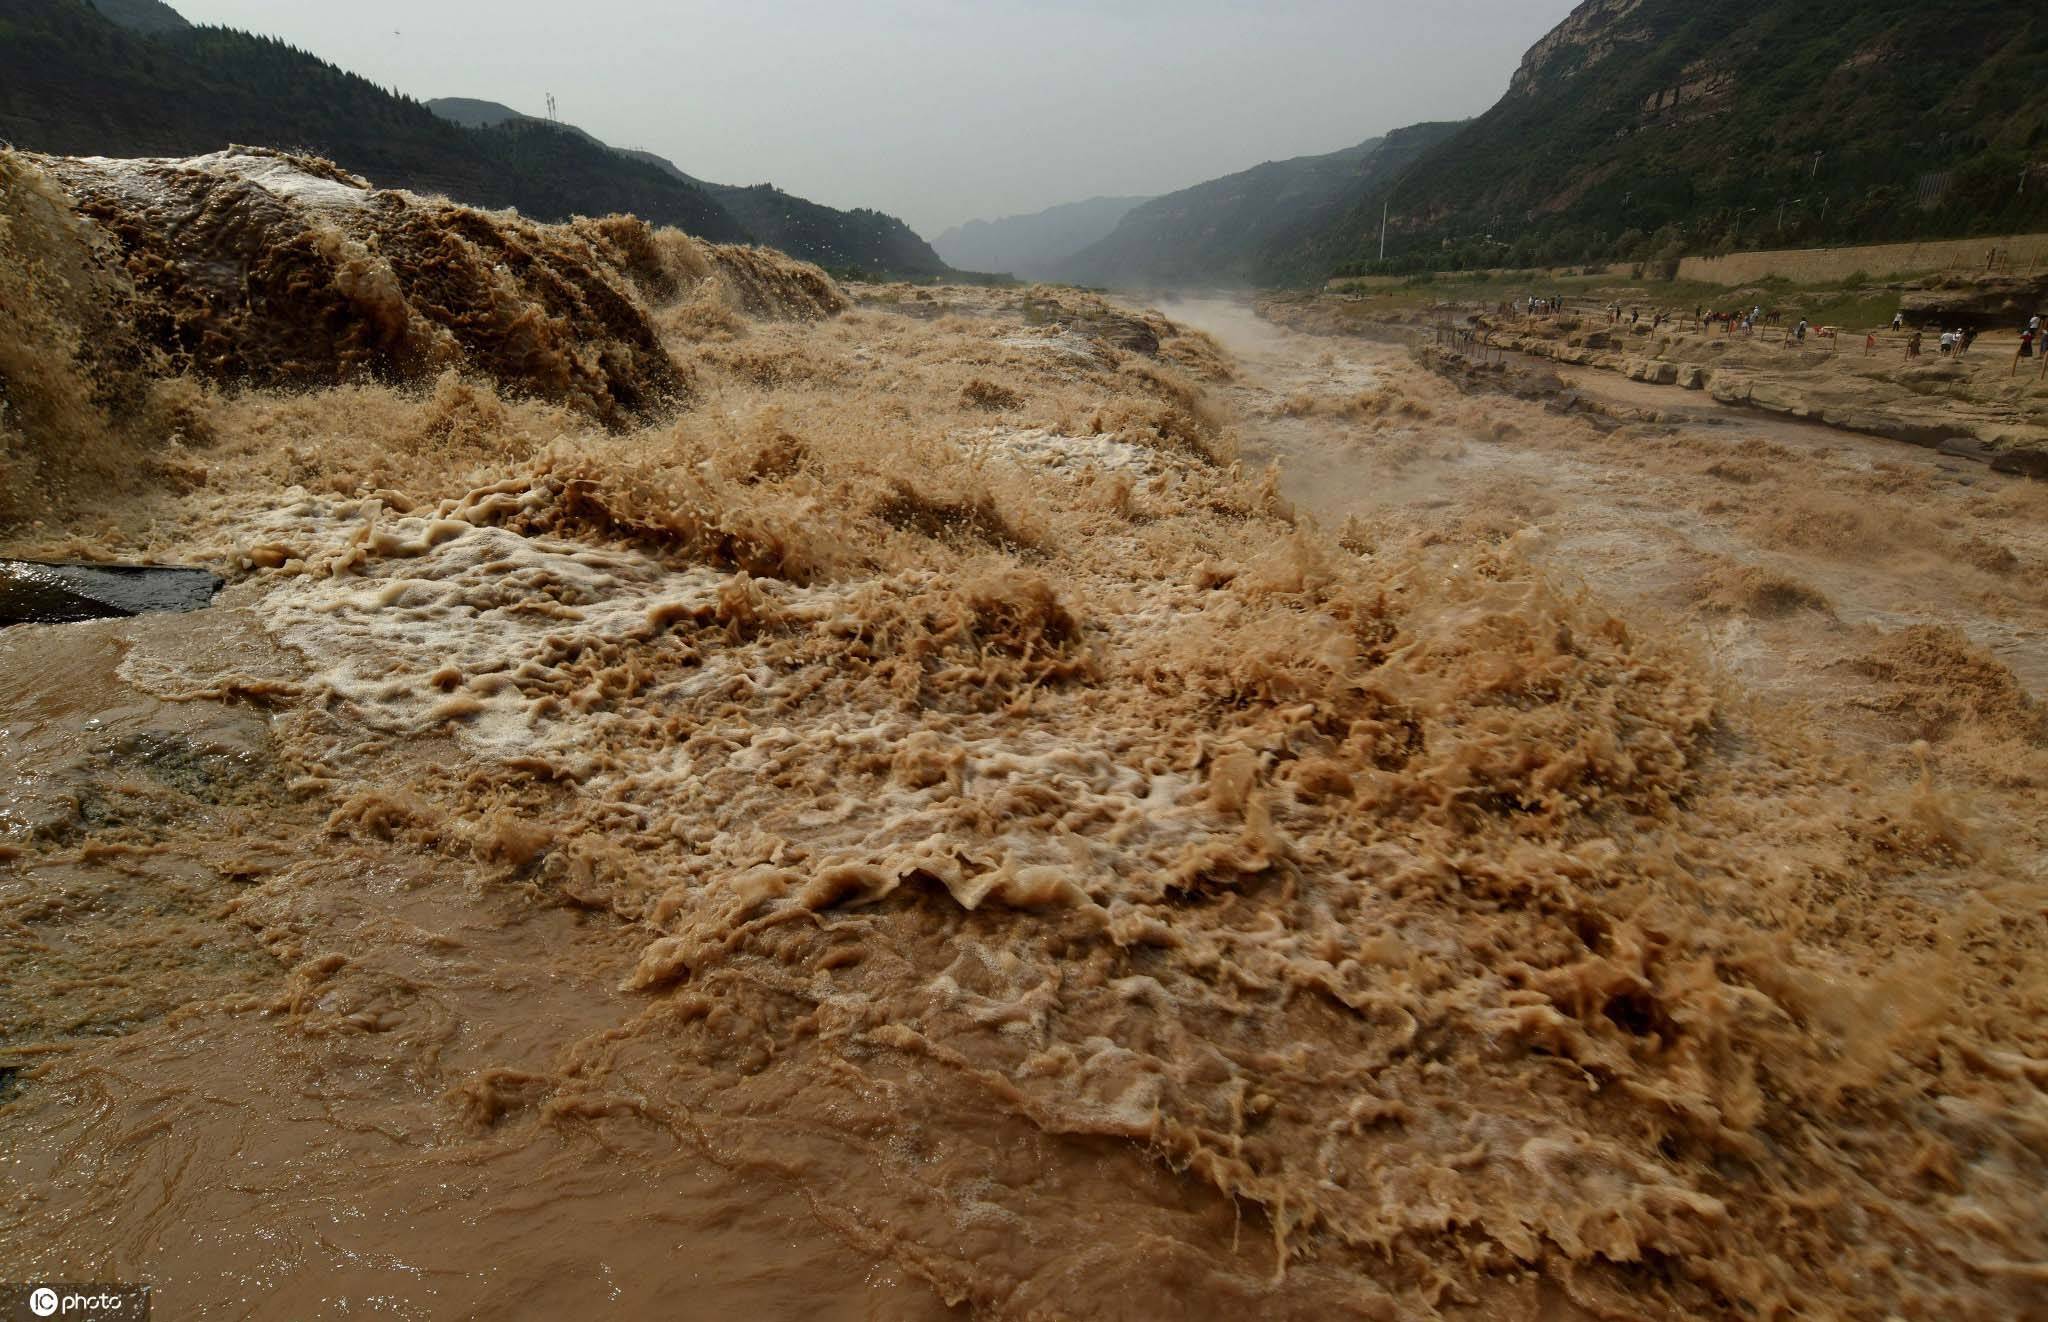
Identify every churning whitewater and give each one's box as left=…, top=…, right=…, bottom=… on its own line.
left=2, top=148, right=2046, bottom=1321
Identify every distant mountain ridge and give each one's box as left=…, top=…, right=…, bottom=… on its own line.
left=931, top=196, right=1151, bottom=281
left=1046, top=129, right=1471, bottom=289
left=2, top=1, right=747, bottom=242
left=1253, top=121, right=1472, bottom=283
left=1312, top=0, right=2048, bottom=273
left=424, top=98, right=949, bottom=277
left=86, top=0, right=187, bottom=34
left=1, top=1, right=953, bottom=278
left=1067, top=0, right=2048, bottom=286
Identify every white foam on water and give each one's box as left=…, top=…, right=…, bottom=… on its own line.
left=239, top=495, right=725, bottom=756
left=969, top=426, right=1167, bottom=477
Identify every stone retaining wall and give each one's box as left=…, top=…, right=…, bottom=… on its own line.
left=1678, top=234, right=2048, bottom=285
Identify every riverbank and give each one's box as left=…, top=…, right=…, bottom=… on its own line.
left=1261, top=283, right=2048, bottom=477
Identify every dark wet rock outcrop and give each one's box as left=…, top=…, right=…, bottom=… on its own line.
left=1, top=559, right=222, bottom=625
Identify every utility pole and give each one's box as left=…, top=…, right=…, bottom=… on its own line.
left=1376, top=164, right=1423, bottom=268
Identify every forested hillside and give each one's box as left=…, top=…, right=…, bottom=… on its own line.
left=1, top=1, right=743, bottom=241
left=424, top=97, right=949, bottom=277
left=1050, top=125, right=1464, bottom=288
left=86, top=0, right=188, bottom=35
left=1051, top=137, right=1385, bottom=287
left=1325, top=0, right=2048, bottom=274
left=705, top=184, right=951, bottom=278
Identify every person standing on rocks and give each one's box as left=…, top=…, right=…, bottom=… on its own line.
left=1906, top=330, right=1922, bottom=360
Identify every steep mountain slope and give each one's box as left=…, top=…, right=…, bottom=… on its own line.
left=86, top=0, right=188, bottom=34
left=1254, top=121, right=1470, bottom=284
left=932, top=196, right=1151, bottom=280
left=427, top=97, right=678, bottom=171
left=1334, top=0, right=2048, bottom=272
left=425, top=97, right=540, bottom=131
left=0, top=2, right=748, bottom=240
left=1050, top=134, right=1448, bottom=288
left=425, top=97, right=950, bottom=277
left=703, top=184, right=950, bottom=277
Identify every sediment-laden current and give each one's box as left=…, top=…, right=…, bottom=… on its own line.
left=3, top=150, right=2045, bottom=1320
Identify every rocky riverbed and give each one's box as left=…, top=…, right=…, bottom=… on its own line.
left=1264, top=291, right=2048, bottom=478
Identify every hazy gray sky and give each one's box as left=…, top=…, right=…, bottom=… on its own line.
left=168, top=1, right=1578, bottom=237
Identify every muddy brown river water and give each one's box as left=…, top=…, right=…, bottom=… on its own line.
left=1167, top=296, right=2048, bottom=716
left=0, top=594, right=955, bottom=1319
left=3, top=276, right=2045, bottom=1320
